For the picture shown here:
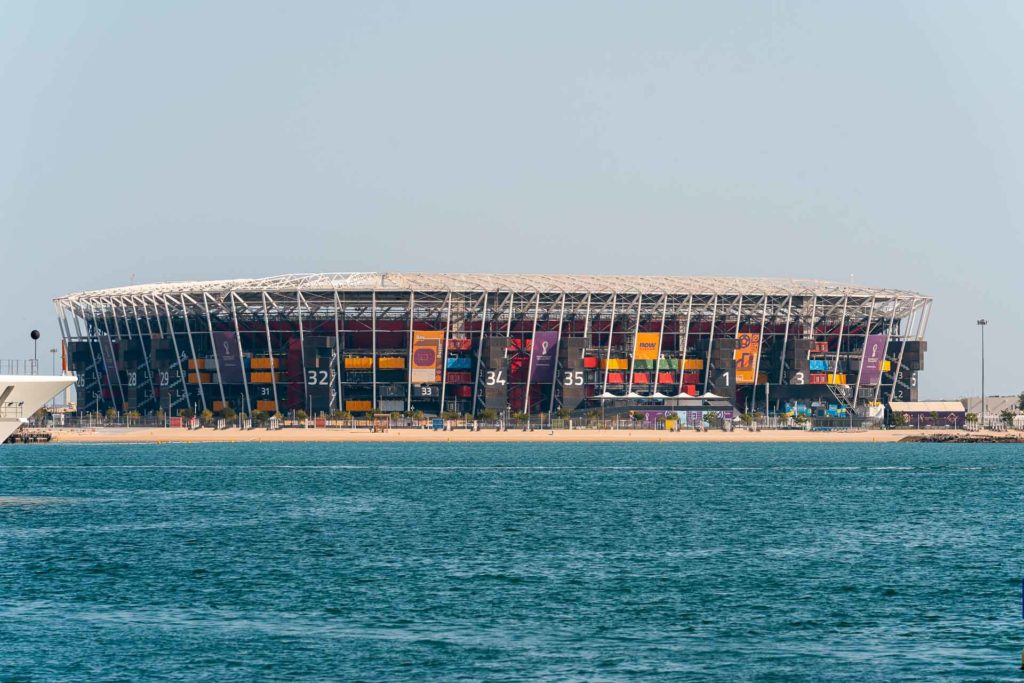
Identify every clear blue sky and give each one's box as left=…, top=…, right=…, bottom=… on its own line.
left=2, top=1, right=1021, bottom=398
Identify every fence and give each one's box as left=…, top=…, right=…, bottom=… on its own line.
left=0, top=359, right=39, bottom=375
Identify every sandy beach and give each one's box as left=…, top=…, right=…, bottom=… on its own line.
left=43, top=426, right=922, bottom=444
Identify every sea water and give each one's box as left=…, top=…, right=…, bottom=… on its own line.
left=1, top=442, right=1023, bottom=681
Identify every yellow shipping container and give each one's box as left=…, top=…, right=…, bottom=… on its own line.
left=256, top=400, right=277, bottom=412
left=827, top=373, right=848, bottom=385
left=882, top=360, right=892, bottom=372
left=682, top=359, right=704, bottom=370
left=344, top=357, right=373, bottom=369
left=345, top=400, right=373, bottom=412
left=187, top=372, right=211, bottom=384
left=187, top=359, right=205, bottom=370
left=600, top=358, right=630, bottom=370
left=251, top=357, right=280, bottom=370
left=250, top=372, right=275, bottom=384
left=378, top=357, right=406, bottom=369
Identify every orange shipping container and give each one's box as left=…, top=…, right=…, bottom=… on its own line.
left=256, top=400, right=277, bottom=412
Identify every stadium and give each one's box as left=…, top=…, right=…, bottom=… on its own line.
left=53, top=273, right=930, bottom=420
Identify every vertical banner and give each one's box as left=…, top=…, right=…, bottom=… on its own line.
left=411, top=330, right=445, bottom=382
left=858, top=334, right=887, bottom=386
left=734, top=332, right=761, bottom=384
left=214, top=332, right=244, bottom=383
left=633, top=332, right=661, bottom=361
left=529, top=331, right=560, bottom=383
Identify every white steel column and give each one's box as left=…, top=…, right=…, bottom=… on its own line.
left=438, top=291, right=453, bottom=415
left=471, top=291, right=489, bottom=418
left=601, top=294, right=618, bottom=396
left=522, top=291, right=542, bottom=419
left=371, top=289, right=378, bottom=412
left=261, top=293, right=280, bottom=413
left=652, top=294, right=668, bottom=394
left=162, top=296, right=190, bottom=415
left=851, top=295, right=877, bottom=408
left=753, top=295, right=769, bottom=413
left=179, top=295, right=207, bottom=413
left=888, top=297, right=919, bottom=403
left=831, top=296, right=849, bottom=391
left=334, top=290, right=343, bottom=413
left=777, top=296, right=794, bottom=384
left=625, top=294, right=643, bottom=396
left=230, top=293, right=253, bottom=417
left=406, top=291, right=415, bottom=411
left=703, top=295, right=719, bottom=394
left=547, top=293, right=567, bottom=417
left=203, top=293, right=227, bottom=408
left=677, top=294, right=694, bottom=396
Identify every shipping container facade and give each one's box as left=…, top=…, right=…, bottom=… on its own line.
left=55, top=273, right=930, bottom=418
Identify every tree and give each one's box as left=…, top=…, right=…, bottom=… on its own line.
left=704, top=411, right=722, bottom=428
left=251, top=410, right=267, bottom=424
left=179, top=407, right=195, bottom=420
left=1019, top=392, right=1024, bottom=411
left=478, top=408, right=498, bottom=421
left=105, top=407, right=119, bottom=420
left=200, top=409, right=214, bottom=423
left=793, top=414, right=808, bottom=426
left=1000, top=409, right=1015, bottom=426
left=511, top=411, right=528, bottom=422
left=31, top=407, right=49, bottom=422
left=155, top=408, right=165, bottom=420
left=739, top=412, right=754, bottom=426
left=295, top=409, right=308, bottom=422
left=556, top=407, right=572, bottom=420
left=891, top=412, right=908, bottom=428
left=929, top=411, right=939, bottom=426
left=440, top=410, right=460, bottom=420
left=964, top=412, right=978, bottom=424
left=220, top=406, right=237, bottom=421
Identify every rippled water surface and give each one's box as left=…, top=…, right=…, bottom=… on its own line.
left=2, top=442, right=1024, bottom=681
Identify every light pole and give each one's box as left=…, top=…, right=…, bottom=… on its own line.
left=977, top=319, right=988, bottom=429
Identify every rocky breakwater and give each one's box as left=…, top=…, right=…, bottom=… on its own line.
left=900, top=432, right=1024, bottom=444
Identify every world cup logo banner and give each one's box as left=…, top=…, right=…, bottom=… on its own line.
left=529, top=331, right=560, bottom=383
left=734, top=333, right=761, bottom=384
left=633, top=332, right=661, bottom=361
left=214, top=332, right=244, bottom=384
left=858, top=334, right=887, bottom=386
left=411, top=331, right=445, bottom=383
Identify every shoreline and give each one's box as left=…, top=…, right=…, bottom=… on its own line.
left=32, top=426, right=954, bottom=444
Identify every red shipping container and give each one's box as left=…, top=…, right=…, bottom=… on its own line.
left=810, top=373, right=827, bottom=385
left=658, top=372, right=675, bottom=384
left=447, top=338, right=473, bottom=351
left=582, top=356, right=598, bottom=369
left=685, top=384, right=698, bottom=396
left=446, top=371, right=473, bottom=384
left=682, top=372, right=700, bottom=383
left=632, top=372, right=650, bottom=384
left=456, top=385, right=473, bottom=398
left=607, top=372, right=625, bottom=384
left=814, top=341, right=829, bottom=353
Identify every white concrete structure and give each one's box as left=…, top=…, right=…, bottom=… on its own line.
left=0, top=375, right=77, bottom=443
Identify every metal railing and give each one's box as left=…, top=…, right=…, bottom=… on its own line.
left=0, top=359, right=39, bottom=375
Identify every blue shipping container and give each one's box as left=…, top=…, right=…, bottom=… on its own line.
left=809, top=359, right=830, bottom=372
left=446, top=357, right=473, bottom=370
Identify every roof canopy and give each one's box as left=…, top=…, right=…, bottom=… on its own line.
left=57, top=272, right=926, bottom=302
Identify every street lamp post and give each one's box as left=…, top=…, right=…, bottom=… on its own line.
left=977, top=319, right=988, bottom=430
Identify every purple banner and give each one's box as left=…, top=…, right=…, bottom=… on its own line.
left=859, top=334, right=887, bottom=386
left=529, top=331, right=560, bottom=383
left=214, top=332, right=244, bottom=384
